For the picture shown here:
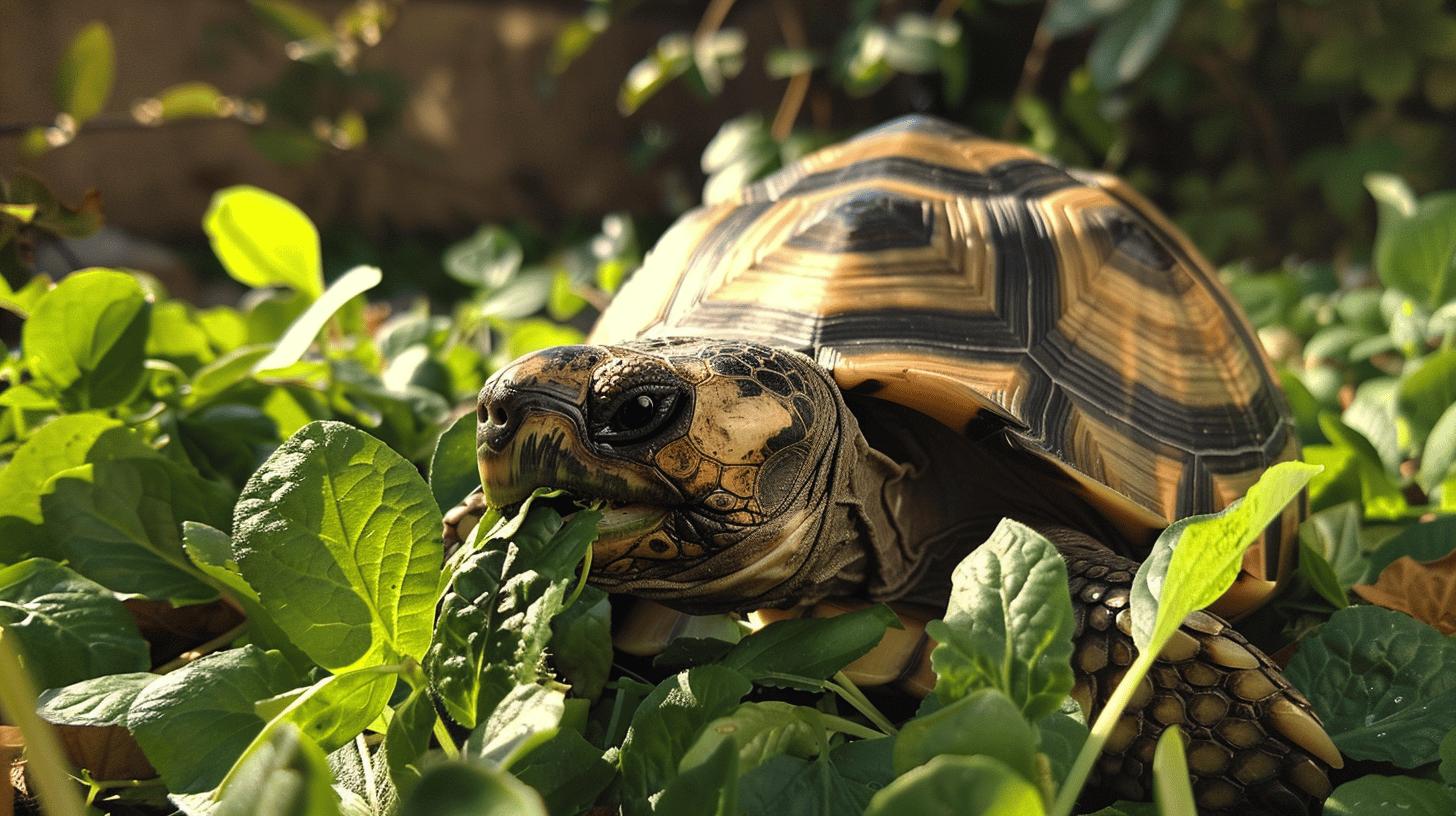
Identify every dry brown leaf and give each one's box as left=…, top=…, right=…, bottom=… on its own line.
left=1353, top=550, right=1456, bottom=634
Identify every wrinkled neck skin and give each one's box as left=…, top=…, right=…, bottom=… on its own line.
left=712, top=395, right=1121, bottom=614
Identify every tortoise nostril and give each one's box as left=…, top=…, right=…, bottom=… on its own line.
left=488, top=402, right=509, bottom=426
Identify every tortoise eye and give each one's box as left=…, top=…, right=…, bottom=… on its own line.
left=595, top=386, right=682, bottom=445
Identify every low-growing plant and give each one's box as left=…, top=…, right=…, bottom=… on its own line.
left=1, top=176, right=1454, bottom=815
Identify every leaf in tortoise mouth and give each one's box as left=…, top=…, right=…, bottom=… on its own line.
left=1352, top=550, right=1456, bottom=634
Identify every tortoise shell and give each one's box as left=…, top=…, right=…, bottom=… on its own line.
left=591, top=115, right=1300, bottom=607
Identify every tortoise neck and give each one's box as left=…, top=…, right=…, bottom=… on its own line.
left=830, top=397, right=1122, bottom=607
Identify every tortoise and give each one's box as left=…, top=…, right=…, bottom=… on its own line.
left=444, top=115, right=1342, bottom=812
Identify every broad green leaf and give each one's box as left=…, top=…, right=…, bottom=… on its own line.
left=0, top=558, right=149, bottom=691
left=1298, top=502, right=1369, bottom=607
left=1368, top=173, right=1456, bottom=309
left=722, top=604, right=897, bottom=686
left=463, top=683, right=565, bottom=767
left=429, top=411, right=480, bottom=513
left=1364, top=516, right=1456, bottom=581
left=1152, top=726, right=1195, bottom=816
left=129, top=645, right=301, bottom=793
left=55, top=22, right=114, bottom=123
left=254, top=668, right=398, bottom=754
left=509, top=729, right=616, bottom=815
left=550, top=585, right=612, bottom=699
left=1087, top=0, right=1183, bottom=91
left=1286, top=605, right=1456, bottom=767
left=426, top=507, right=595, bottom=728
left=1325, top=774, right=1456, bottom=816
left=1440, top=728, right=1456, bottom=785
left=213, top=724, right=341, bottom=816
left=22, top=268, right=151, bottom=410
left=681, top=701, right=823, bottom=777
left=479, top=269, right=554, bottom=319
left=924, top=519, right=1075, bottom=720
left=738, top=740, right=892, bottom=816
left=1417, top=402, right=1456, bottom=491
left=1342, top=379, right=1402, bottom=473
left=384, top=682, right=436, bottom=801
left=864, top=754, right=1043, bottom=816
left=655, top=738, right=738, bottom=816
left=1036, top=708, right=1089, bottom=787
left=233, top=421, right=443, bottom=671
left=204, top=186, right=324, bottom=298
left=444, top=226, right=523, bottom=289
left=1315, top=416, right=1406, bottom=518
left=547, top=269, right=587, bottom=321
left=399, top=761, right=547, bottom=816
left=618, top=666, right=752, bottom=816
left=1131, top=461, right=1319, bottom=653
left=254, top=265, right=382, bottom=371
left=1399, top=350, right=1456, bottom=445
left=895, top=688, right=1036, bottom=782
left=182, top=522, right=307, bottom=667
left=0, top=414, right=151, bottom=561
left=147, top=300, right=215, bottom=372
left=36, top=672, right=158, bottom=727
left=42, top=457, right=223, bottom=603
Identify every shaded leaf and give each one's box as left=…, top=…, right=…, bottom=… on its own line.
left=1353, top=550, right=1456, bottom=634
left=864, top=754, right=1043, bottom=816
left=1325, top=774, right=1456, bottom=816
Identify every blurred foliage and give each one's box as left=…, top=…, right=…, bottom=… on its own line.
left=553, top=0, right=1456, bottom=264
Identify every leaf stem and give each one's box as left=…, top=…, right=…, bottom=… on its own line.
left=1049, top=649, right=1159, bottom=816
left=565, top=544, right=592, bottom=609
left=819, top=713, right=885, bottom=741
left=828, top=671, right=897, bottom=736
left=433, top=714, right=460, bottom=760
left=0, top=628, right=89, bottom=816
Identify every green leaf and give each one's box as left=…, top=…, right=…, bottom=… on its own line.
left=42, top=457, right=224, bottom=603
left=427, top=506, right=597, bottom=726
left=0, top=414, right=153, bottom=562
left=36, top=672, right=158, bottom=727
left=1087, top=0, right=1183, bottom=91
left=182, top=522, right=308, bottom=666
left=1440, top=728, right=1456, bottom=785
left=383, top=681, right=436, bottom=801
left=479, top=269, right=555, bottom=320
left=233, top=421, right=444, bottom=671
left=1046, top=0, right=1131, bottom=38
left=399, top=761, right=547, bottom=816
left=1399, top=350, right=1456, bottom=446
left=721, top=604, right=897, bottom=685
left=618, top=666, right=752, bottom=816
left=1325, top=774, right=1456, bottom=816
left=1036, top=708, right=1088, bottom=787
left=255, top=668, right=398, bottom=754
left=682, top=701, right=824, bottom=777
left=895, top=689, right=1037, bottom=783
left=547, top=269, right=587, bottom=321
left=924, top=519, right=1075, bottom=720
left=212, top=724, right=341, bottom=816
left=1286, top=605, right=1456, bottom=767
left=150, top=82, right=226, bottom=121
left=550, top=585, right=613, bottom=699
left=509, top=729, right=616, bottom=814
left=1364, top=516, right=1456, bottom=581
left=618, top=33, right=693, bottom=115
left=864, top=755, right=1044, bottom=816
left=1316, top=416, right=1406, bottom=518
left=463, top=683, right=565, bottom=767
left=1131, top=461, right=1319, bottom=653
left=738, top=742, right=890, bottom=816
left=249, top=0, right=331, bottom=41
left=1152, top=726, right=1195, bottom=816
left=0, top=558, right=149, bottom=691
left=1417, top=402, right=1456, bottom=491
left=55, top=22, right=114, bottom=123
left=1368, top=173, right=1456, bottom=309
left=254, top=265, right=382, bottom=371
left=129, top=645, right=301, bottom=793
left=655, top=737, right=739, bottom=816
left=1298, top=502, right=1368, bottom=607
left=444, top=226, right=523, bottom=289
left=204, top=186, right=324, bottom=298
left=22, top=268, right=151, bottom=410
left=429, top=412, right=480, bottom=513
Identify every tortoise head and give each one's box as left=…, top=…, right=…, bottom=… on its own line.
left=476, top=337, right=855, bottom=612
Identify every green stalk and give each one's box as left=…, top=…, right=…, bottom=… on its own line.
left=0, top=627, right=88, bottom=816
left=1049, top=649, right=1159, bottom=816
left=433, top=714, right=460, bottom=759
left=818, top=713, right=885, bottom=741
left=827, top=672, right=898, bottom=736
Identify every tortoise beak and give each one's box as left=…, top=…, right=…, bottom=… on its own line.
left=475, top=355, right=681, bottom=511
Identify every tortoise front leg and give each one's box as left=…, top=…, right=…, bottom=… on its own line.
left=1042, top=526, right=1340, bottom=814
